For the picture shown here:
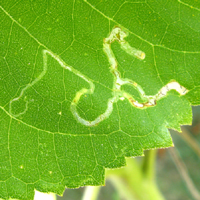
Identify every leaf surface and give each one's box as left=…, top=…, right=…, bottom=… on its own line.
left=0, top=0, right=200, bottom=199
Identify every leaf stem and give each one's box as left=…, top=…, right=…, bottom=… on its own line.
left=108, top=176, right=136, bottom=200
left=106, top=150, right=165, bottom=200
left=178, top=127, right=200, bottom=157
left=169, top=147, right=200, bottom=200
left=82, top=186, right=101, bottom=200
left=141, top=149, right=157, bottom=181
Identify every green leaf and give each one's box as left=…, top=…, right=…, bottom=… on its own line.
left=0, top=0, right=199, bottom=199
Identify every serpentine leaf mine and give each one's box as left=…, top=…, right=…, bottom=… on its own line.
left=9, top=27, right=188, bottom=126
